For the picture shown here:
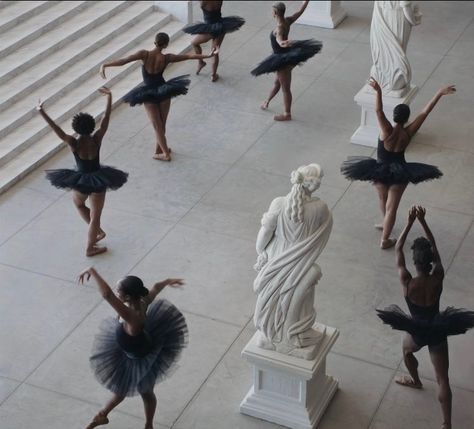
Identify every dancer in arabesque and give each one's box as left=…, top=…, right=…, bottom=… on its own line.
left=251, top=1, right=322, bottom=121
left=78, top=267, right=187, bottom=429
left=38, top=87, right=128, bottom=257
left=183, top=0, right=245, bottom=82
left=341, top=78, right=455, bottom=249
left=100, top=32, right=216, bottom=161
left=377, top=206, right=474, bottom=429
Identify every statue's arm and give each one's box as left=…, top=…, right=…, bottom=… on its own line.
left=401, top=2, right=421, bottom=26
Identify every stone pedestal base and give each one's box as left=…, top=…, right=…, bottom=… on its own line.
left=351, top=84, right=419, bottom=148
left=240, top=324, right=339, bottom=429
left=297, top=1, right=346, bottom=29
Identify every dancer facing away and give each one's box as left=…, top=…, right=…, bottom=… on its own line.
left=100, top=32, right=216, bottom=161
left=78, top=267, right=187, bottom=429
left=183, top=0, right=245, bottom=81
left=251, top=1, right=322, bottom=121
left=38, top=87, right=128, bottom=257
left=341, top=78, right=455, bottom=249
left=377, top=206, right=474, bottom=429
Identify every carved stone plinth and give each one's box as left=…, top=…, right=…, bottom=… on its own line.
left=297, top=1, right=346, bottom=29
left=240, top=324, right=339, bottom=429
left=351, top=84, right=419, bottom=148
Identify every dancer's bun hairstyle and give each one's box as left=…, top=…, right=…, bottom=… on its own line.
left=411, top=237, right=434, bottom=270
left=155, top=32, right=170, bottom=48
left=393, top=103, right=410, bottom=124
left=119, top=276, right=149, bottom=298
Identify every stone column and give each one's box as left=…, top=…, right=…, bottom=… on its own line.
left=154, top=1, right=193, bottom=24
left=297, top=1, right=347, bottom=29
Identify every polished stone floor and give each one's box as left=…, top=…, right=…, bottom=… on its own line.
left=1, top=1, right=474, bottom=428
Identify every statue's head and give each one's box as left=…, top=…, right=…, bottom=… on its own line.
left=393, top=103, right=410, bottom=124
left=291, top=164, right=323, bottom=194
left=411, top=237, right=434, bottom=274
left=272, top=2, right=286, bottom=18
left=287, top=164, right=324, bottom=223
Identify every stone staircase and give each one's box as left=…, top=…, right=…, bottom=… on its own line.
left=0, top=0, right=191, bottom=194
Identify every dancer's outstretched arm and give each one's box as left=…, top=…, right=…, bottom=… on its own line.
left=94, top=87, right=112, bottom=142
left=287, top=0, right=310, bottom=24
left=396, top=207, right=416, bottom=288
left=143, top=278, right=185, bottom=305
left=36, top=100, right=75, bottom=147
left=416, top=206, right=444, bottom=278
left=100, top=50, right=147, bottom=78
left=406, top=85, right=456, bottom=138
left=167, top=49, right=217, bottom=63
left=368, top=77, right=392, bottom=140
left=78, top=267, right=137, bottom=323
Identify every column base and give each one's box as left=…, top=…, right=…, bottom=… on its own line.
left=240, top=324, right=339, bottom=429
left=297, top=1, right=347, bottom=29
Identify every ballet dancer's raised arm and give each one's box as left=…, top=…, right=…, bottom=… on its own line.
left=78, top=267, right=138, bottom=326
left=36, top=100, right=75, bottom=147
left=287, top=0, right=310, bottom=25
left=396, top=206, right=416, bottom=288
left=368, top=77, right=393, bottom=140
left=94, top=87, right=112, bottom=142
left=142, top=278, right=185, bottom=306
left=405, top=85, right=456, bottom=138
left=416, top=206, right=444, bottom=278
left=99, top=50, right=148, bottom=79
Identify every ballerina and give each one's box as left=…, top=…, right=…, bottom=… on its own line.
left=251, top=1, right=322, bottom=121
left=38, top=87, right=128, bottom=257
left=100, top=32, right=216, bottom=161
left=78, top=267, right=187, bottom=429
left=341, top=78, right=454, bottom=249
left=183, top=0, right=245, bottom=82
left=376, top=206, right=474, bottom=429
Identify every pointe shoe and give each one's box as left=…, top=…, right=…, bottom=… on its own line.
left=274, top=113, right=291, bottom=121
left=153, top=153, right=171, bottom=162
left=381, top=238, right=396, bottom=249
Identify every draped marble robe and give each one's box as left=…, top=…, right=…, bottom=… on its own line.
left=253, top=195, right=333, bottom=358
left=370, top=1, right=421, bottom=96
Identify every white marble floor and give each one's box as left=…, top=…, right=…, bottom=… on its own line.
left=1, top=1, right=474, bottom=428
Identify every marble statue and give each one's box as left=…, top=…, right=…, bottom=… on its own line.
left=253, top=164, right=333, bottom=360
left=370, top=1, right=422, bottom=97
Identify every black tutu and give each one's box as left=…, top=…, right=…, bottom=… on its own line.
left=377, top=305, right=474, bottom=347
left=251, top=39, right=322, bottom=76
left=183, top=16, right=245, bottom=37
left=90, top=299, right=188, bottom=397
left=341, top=157, right=443, bottom=185
left=123, top=75, right=191, bottom=106
left=45, top=165, right=128, bottom=194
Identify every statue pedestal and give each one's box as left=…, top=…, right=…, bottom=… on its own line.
left=240, top=324, right=339, bottom=429
left=351, top=84, right=419, bottom=148
left=297, top=1, right=346, bottom=29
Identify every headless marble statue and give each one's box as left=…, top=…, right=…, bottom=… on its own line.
left=253, top=164, right=333, bottom=360
left=370, top=1, right=422, bottom=97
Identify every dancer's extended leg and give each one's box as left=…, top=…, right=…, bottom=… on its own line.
left=86, top=192, right=107, bottom=257
left=274, top=66, right=293, bottom=121
left=261, top=76, right=281, bottom=110
left=396, top=334, right=423, bottom=388
left=211, top=34, right=225, bottom=82
left=141, top=391, right=157, bottom=429
left=191, top=33, right=213, bottom=74
left=85, top=394, right=125, bottom=429
left=144, top=103, right=170, bottom=161
left=429, top=340, right=452, bottom=429
left=381, top=183, right=408, bottom=249
left=374, top=182, right=388, bottom=230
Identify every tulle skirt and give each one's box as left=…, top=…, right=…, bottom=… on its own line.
left=251, top=40, right=323, bottom=76
left=377, top=304, right=474, bottom=347
left=45, top=166, right=128, bottom=194
left=90, top=299, right=188, bottom=397
left=123, top=75, right=191, bottom=106
left=183, top=16, right=245, bottom=37
left=340, top=157, right=443, bottom=185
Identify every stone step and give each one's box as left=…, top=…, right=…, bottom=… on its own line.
left=0, top=1, right=133, bottom=85
left=0, top=25, right=191, bottom=194
left=0, top=10, right=172, bottom=138
left=0, top=0, right=53, bottom=33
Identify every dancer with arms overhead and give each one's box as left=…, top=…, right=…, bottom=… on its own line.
left=377, top=206, right=474, bottom=429
left=38, top=87, right=128, bottom=257
left=79, top=267, right=187, bottom=429
left=100, top=32, right=216, bottom=161
left=341, top=78, right=454, bottom=249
